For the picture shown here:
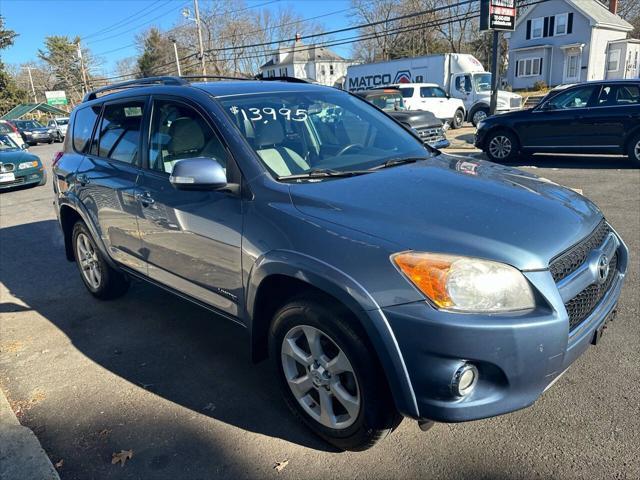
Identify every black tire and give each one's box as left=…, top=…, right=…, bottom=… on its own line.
left=627, top=132, right=640, bottom=165
left=72, top=221, right=129, bottom=300
left=47, top=138, right=53, bottom=144
left=471, top=106, right=490, bottom=127
left=484, top=129, right=520, bottom=163
left=451, top=108, right=465, bottom=129
left=37, top=170, right=47, bottom=186
left=269, top=294, right=402, bottom=451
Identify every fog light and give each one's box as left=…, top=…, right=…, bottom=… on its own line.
left=452, top=364, right=478, bottom=397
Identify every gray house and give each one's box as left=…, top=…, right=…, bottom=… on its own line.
left=507, top=0, right=636, bottom=90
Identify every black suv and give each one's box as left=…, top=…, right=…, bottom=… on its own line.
left=475, top=80, right=640, bottom=164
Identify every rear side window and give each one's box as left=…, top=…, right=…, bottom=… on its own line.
left=420, top=87, right=447, bottom=98
left=94, top=101, right=145, bottom=165
left=0, top=123, right=11, bottom=134
left=399, top=88, right=414, bottom=98
left=73, top=106, right=100, bottom=153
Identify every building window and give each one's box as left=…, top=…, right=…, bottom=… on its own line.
left=531, top=17, right=544, bottom=39
left=555, top=13, right=568, bottom=35
left=330, top=64, right=334, bottom=75
left=517, top=57, right=542, bottom=77
left=607, top=50, right=621, bottom=72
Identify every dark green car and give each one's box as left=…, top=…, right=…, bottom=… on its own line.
left=0, top=134, right=46, bottom=190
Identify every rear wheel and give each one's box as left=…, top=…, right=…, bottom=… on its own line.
left=269, top=295, right=402, bottom=451
left=485, top=129, right=519, bottom=163
left=72, top=221, right=129, bottom=300
left=627, top=133, right=640, bottom=165
left=451, top=108, right=465, bottom=129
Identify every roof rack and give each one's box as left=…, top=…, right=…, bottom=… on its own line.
left=257, top=76, right=310, bottom=84
left=83, top=76, right=187, bottom=102
left=181, top=75, right=253, bottom=82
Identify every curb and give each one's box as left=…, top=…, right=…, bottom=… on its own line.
left=0, top=389, right=60, bottom=480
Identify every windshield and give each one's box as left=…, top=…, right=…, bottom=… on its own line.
left=473, top=73, right=492, bottom=92
left=16, top=120, right=43, bottom=129
left=55, top=118, right=69, bottom=125
left=0, top=134, right=19, bottom=150
left=219, top=89, right=429, bottom=179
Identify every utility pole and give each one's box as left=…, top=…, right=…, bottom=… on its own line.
left=193, top=0, right=207, bottom=75
left=25, top=67, right=37, bottom=103
left=489, top=31, right=500, bottom=115
left=170, top=38, right=182, bottom=76
left=77, top=41, right=89, bottom=96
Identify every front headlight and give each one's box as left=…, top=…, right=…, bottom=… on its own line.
left=18, top=161, right=39, bottom=170
left=392, top=252, right=535, bottom=312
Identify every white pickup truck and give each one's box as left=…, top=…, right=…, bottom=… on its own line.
left=345, top=53, right=523, bottom=126
left=392, top=83, right=466, bottom=128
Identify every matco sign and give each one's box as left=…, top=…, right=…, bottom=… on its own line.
left=480, top=0, right=517, bottom=31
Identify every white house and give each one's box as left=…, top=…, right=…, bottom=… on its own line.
left=260, top=35, right=353, bottom=87
left=507, top=0, right=637, bottom=89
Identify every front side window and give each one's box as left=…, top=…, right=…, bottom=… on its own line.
left=455, top=75, right=472, bottom=93
left=546, top=86, right=596, bottom=110
left=73, top=106, right=101, bottom=153
left=95, top=101, right=145, bottom=164
left=220, top=89, right=428, bottom=179
left=148, top=100, right=228, bottom=175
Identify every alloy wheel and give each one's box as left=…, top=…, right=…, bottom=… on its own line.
left=473, top=110, right=488, bottom=125
left=281, top=325, right=361, bottom=430
left=635, top=140, right=640, bottom=161
left=76, top=232, right=102, bottom=289
left=454, top=110, right=464, bottom=127
left=488, top=135, right=512, bottom=159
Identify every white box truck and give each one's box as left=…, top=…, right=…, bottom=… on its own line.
left=345, top=54, right=523, bottom=126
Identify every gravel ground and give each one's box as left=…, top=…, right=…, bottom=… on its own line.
left=1, top=142, right=638, bottom=480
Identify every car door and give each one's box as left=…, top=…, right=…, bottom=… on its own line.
left=580, top=83, right=640, bottom=153
left=419, top=86, right=449, bottom=119
left=521, top=84, right=600, bottom=151
left=135, top=96, right=243, bottom=316
left=74, top=98, right=147, bottom=273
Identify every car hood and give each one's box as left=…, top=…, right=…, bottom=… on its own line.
left=289, top=155, right=602, bottom=270
left=0, top=150, right=40, bottom=163
left=387, top=110, right=442, bottom=128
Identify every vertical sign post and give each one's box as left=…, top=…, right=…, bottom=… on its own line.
left=480, top=1, right=517, bottom=115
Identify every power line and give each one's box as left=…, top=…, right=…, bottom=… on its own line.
left=82, top=0, right=167, bottom=41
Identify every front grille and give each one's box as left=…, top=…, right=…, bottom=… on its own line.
left=1, top=163, right=15, bottom=173
left=549, top=220, right=610, bottom=283
left=510, top=97, right=522, bottom=109
left=416, top=127, right=445, bottom=144
left=565, top=253, right=618, bottom=330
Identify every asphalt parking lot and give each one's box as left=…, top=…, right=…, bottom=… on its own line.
left=1, top=142, right=639, bottom=480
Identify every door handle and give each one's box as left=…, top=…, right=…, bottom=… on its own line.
left=77, top=174, right=89, bottom=186
left=135, top=191, right=155, bottom=206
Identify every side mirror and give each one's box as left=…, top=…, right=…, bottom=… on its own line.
left=21, top=144, right=28, bottom=150
left=169, top=157, right=227, bottom=191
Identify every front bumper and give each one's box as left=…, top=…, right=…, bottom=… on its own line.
left=0, top=168, right=44, bottom=189
left=383, top=234, right=628, bottom=423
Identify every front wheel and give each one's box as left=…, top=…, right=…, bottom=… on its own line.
left=484, top=130, right=519, bottom=163
left=451, top=108, right=465, bottom=129
left=471, top=107, right=490, bottom=127
left=627, top=133, right=640, bottom=165
left=72, top=221, right=129, bottom=300
left=269, top=295, right=402, bottom=451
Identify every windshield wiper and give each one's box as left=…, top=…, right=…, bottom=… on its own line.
left=368, top=156, right=429, bottom=171
left=279, top=168, right=373, bottom=181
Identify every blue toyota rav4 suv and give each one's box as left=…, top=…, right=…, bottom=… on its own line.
left=53, top=76, right=628, bottom=451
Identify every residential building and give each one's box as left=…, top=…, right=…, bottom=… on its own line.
left=507, top=0, right=636, bottom=89
left=259, top=34, right=353, bottom=87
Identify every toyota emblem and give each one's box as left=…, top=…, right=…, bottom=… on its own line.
left=597, top=254, right=610, bottom=284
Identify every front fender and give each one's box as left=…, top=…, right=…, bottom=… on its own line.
left=245, top=249, right=420, bottom=418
